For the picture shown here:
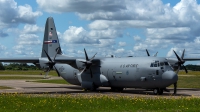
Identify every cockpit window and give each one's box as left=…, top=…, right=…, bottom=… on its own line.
left=164, top=62, right=169, bottom=65
left=160, top=62, right=164, bottom=66
left=150, top=60, right=160, bottom=67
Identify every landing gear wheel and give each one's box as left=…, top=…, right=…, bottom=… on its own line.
left=153, top=88, right=163, bottom=95
left=158, top=88, right=163, bottom=95
left=153, top=89, right=158, bottom=95
left=111, top=87, right=124, bottom=92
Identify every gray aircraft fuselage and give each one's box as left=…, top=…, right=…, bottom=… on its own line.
left=53, top=56, right=178, bottom=90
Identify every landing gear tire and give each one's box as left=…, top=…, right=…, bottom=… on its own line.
left=111, top=87, right=124, bottom=92
left=153, top=89, right=158, bottom=95
left=153, top=88, right=163, bottom=95
left=158, top=88, right=163, bottom=95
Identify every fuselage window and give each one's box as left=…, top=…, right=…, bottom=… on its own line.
left=160, top=62, right=164, bottom=66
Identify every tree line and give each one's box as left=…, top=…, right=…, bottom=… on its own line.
left=0, top=63, right=39, bottom=70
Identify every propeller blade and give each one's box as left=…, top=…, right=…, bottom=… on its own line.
left=146, top=49, right=150, bottom=56
left=182, top=65, right=188, bottom=73
left=173, top=50, right=181, bottom=62
left=90, top=53, right=97, bottom=61
left=90, top=68, right=93, bottom=78
left=54, top=66, right=60, bottom=77
left=181, top=49, right=185, bottom=59
left=174, top=82, right=177, bottom=94
left=44, top=50, right=53, bottom=62
left=53, top=49, right=59, bottom=61
left=84, top=48, right=89, bottom=61
left=79, top=67, right=86, bottom=76
left=154, top=52, right=158, bottom=57
left=173, top=50, right=187, bottom=73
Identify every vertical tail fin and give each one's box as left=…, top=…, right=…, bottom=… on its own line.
left=41, top=17, right=62, bottom=57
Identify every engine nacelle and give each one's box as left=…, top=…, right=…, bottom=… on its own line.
left=54, top=64, right=80, bottom=85
left=39, top=58, right=49, bottom=70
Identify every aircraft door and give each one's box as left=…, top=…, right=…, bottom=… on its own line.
left=107, top=69, right=115, bottom=81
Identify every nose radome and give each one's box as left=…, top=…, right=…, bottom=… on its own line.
left=162, top=71, right=178, bottom=84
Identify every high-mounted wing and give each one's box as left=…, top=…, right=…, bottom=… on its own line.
left=0, top=57, right=39, bottom=63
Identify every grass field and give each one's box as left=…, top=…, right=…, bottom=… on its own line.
left=178, top=70, right=200, bottom=76
left=0, top=94, right=199, bottom=112
left=0, top=86, right=13, bottom=89
left=0, top=76, right=43, bottom=80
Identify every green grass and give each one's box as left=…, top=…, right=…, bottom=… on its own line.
left=178, top=70, right=200, bottom=76
left=168, top=75, right=200, bottom=88
left=0, top=76, right=43, bottom=80
left=0, top=94, right=199, bottom=112
left=30, top=79, right=70, bottom=84
left=0, top=86, right=13, bottom=89
left=177, top=76, right=200, bottom=88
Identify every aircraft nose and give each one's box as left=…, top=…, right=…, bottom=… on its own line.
left=162, top=71, right=178, bottom=85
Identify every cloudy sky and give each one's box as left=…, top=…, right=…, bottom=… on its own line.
left=1, top=0, right=200, bottom=64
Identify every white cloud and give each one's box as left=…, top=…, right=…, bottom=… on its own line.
left=0, top=0, right=42, bottom=39
left=133, top=35, right=141, bottom=41
left=22, top=24, right=43, bottom=34
left=89, top=29, right=123, bottom=39
left=16, top=4, right=42, bottom=24
left=36, top=0, right=125, bottom=14
left=98, top=39, right=115, bottom=47
left=115, top=48, right=125, bottom=54
left=62, top=26, right=99, bottom=44
left=13, top=45, right=35, bottom=56
left=0, top=0, right=42, bottom=26
left=119, top=42, right=126, bottom=47
left=194, top=36, right=200, bottom=44
left=166, top=47, right=182, bottom=57
left=17, top=34, right=41, bottom=45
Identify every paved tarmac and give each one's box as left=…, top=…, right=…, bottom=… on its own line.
left=0, top=78, right=200, bottom=98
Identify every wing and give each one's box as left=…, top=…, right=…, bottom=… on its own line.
left=55, top=56, right=101, bottom=69
left=183, top=58, right=200, bottom=61
left=0, top=57, right=39, bottom=63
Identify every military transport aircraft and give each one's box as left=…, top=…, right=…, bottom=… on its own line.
left=0, top=17, right=199, bottom=95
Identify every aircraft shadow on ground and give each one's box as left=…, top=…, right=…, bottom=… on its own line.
left=20, top=86, right=196, bottom=96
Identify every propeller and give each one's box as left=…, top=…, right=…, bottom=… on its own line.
left=146, top=49, right=158, bottom=57
left=146, top=49, right=150, bottom=56
left=43, top=50, right=61, bottom=77
left=79, top=48, right=97, bottom=78
left=172, top=49, right=186, bottom=95
left=173, top=49, right=187, bottom=73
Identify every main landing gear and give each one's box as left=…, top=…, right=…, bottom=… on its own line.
left=153, top=88, right=163, bottom=95
left=111, top=87, right=124, bottom=92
